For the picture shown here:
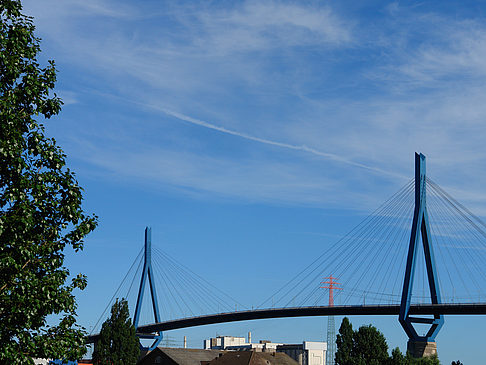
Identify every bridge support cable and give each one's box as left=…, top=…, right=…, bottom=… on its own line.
left=90, top=246, right=144, bottom=335
left=258, top=178, right=415, bottom=310
left=255, top=153, right=486, bottom=332
left=152, top=253, right=188, bottom=319
left=267, top=183, right=407, bottom=307
left=399, top=153, right=443, bottom=344
left=341, top=181, right=414, bottom=305
left=335, top=183, right=414, bottom=305
left=427, top=189, right=470, bottom=302
left=126, top=256, right=145, bottom=302
left=152, top=247, right=245, bottom=316
left=425, top=178, right=486, bottom=301
left=152, top=251, right=196, bottom=318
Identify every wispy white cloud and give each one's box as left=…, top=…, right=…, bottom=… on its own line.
left=193, top=1, right=352, bottom=54
left=23, top=0, right=133, bottom=20
left=410, top=26, right=486, bottom=79
left=21, top=0, right=486, bottom=214
left=368, top=9, right=486, bottom=89
left=74, top=141, right=352, bottom=206
left=23, top=0, right=353, bottom=93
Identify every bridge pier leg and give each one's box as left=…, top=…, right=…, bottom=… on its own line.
left=399, top=153, right=443, bottom=357
left=134, top=227, right=163, bottom=351
left=407, top=340, right=437, bottom=358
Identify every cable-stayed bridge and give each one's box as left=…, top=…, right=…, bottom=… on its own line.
left=87, top=153, right=486, bottom=357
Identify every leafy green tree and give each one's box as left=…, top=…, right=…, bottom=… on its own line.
left=93, top=298, right=140, bottom=365
left=389, top=347, right=406, bottom=365
left=0, top=0, right=97, bottom=363
left=351, top=324, right=389, bottom=365
left=336, top=318, right=389, bottom=365
left=336, top=318, right=443, bottom=365
left=335, top=317, right=354, bottom=365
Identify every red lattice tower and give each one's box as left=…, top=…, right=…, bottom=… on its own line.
left=320, top=275, right=342, bottom=306
left=320, top=275, right=342, bottom=365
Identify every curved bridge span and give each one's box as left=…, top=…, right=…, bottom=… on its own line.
left=87, top=303, right=486, bottom=342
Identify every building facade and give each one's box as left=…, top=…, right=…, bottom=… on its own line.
left=203, top=335, right=327, bottom=365
left=277, top=342, right=327, bottom=365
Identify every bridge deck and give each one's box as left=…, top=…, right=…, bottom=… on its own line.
left=87, top=303, right=486, bottom=343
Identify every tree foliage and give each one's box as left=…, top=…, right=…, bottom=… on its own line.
left=335, top=317, right=354, bottom=365
left=92, top=298, right=140, bottom=365
left=352, top=325, right=389, bottom=365
left=0, top=0, right=97, bottom=363
left=335, top=318, right=442, bottom=365
left=335, top=317, right=389, bottom=365
left=390, top=347, right=407, bottom=365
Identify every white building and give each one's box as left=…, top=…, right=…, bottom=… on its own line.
left=204, top=335, right=247, bottom=350
left=203, top=334, right=327, bottom=365
left=278, top=342, right=327, bottom=365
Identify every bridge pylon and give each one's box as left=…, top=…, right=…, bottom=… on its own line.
left=399, top=153, right=444, bottom=357
left=134, top=227, right=163, bottom=351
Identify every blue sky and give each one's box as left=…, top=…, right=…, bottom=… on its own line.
left=20, top=0, right=486, bottom=363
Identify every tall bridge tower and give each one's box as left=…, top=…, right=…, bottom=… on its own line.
left=399, top=153, right=444, bottom=357
left=134, top=227, right=163, bottom=351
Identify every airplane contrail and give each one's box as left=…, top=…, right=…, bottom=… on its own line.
left=138, top=101, right=406, bottom=179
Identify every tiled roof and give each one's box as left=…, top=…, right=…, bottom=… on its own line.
left=208, top=351, right=299, bottom=365
left=156, top=347, right=225, bottom=365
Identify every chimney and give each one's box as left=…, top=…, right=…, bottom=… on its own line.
left=184, top=336, right=187, bottom=349
left=248, top=332, right=252, bottom=344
